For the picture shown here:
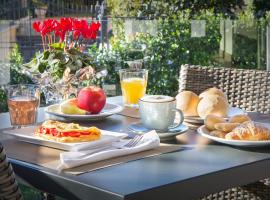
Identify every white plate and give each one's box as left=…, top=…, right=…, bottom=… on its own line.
left=3, top=126, right=128, bottom=151
left=185, top=107, right=246, bottom=124
left=197, top=123, right=270, bottom=147
left=45, top=103, right=123, bottom=121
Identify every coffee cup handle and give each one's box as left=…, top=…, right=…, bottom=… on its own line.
left=168, top=108, right=184, bottom=129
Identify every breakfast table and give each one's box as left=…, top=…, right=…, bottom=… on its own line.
left=1, top=96, right=270, bottom=200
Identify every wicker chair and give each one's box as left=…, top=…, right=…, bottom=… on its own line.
left=0, top=142, right=23, bottom=200
left=179, top=64, right=270, bottom=200
left=179, top=64, right=270, bottom=113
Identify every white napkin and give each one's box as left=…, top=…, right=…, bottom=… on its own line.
left=70, top=131, right=128, bottom=151
left=58, top=130, right=160, bottom=170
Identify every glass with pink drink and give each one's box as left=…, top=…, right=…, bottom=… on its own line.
left=7, top=84, right=40, bottom=128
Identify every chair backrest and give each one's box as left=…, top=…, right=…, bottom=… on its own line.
left=179, top=64, right=270, bottom=114
left=0, top=142, right=23, bottom=200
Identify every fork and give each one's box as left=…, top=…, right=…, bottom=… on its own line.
left=123, top=134, right=144, bottom=148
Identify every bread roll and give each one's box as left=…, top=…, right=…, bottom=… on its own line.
left=229, top=114, right=251, bottom=124
left=176, top=91, right=199, bottom=116
left=209, top=130, right=227, bottom=138
left=199, top=87, right=227, bottom=100
left=214, top=122, right=240, bottom=133
left=197, top=94, right=229, bottom=119
left=225, top=121, right=270, bottom=141
left=204, top=114, right=226, bottom=131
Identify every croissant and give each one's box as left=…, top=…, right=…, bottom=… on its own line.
left=209, top=130, right=227, bottom=138
left=225, top=121, right=270, bottom=141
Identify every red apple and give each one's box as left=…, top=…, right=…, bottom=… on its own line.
left=77, top=86, right=106, bottom=114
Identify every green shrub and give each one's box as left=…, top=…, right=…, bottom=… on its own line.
left=107, top=0, right=245, bottom=18
left=231, top=7, right=267, bottom=70
left=95, top=10, right=221, bottom=96
left=232, top=34, right=258, bottom=69
left=88, top=41, right=144, bottom=95
left=0, top=44, right=33, bottom=113
left=0, top=88, right=8, bottom=113
left=142, top=10, right=221, bottom=95
left=20, top=185, right=41, bottom=200
left=10, top=44, right=32, bottom=84
left=103, top=2, right=270, bottom=95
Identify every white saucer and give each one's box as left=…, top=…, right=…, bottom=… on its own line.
left=128, top=123, right=189, bottom=141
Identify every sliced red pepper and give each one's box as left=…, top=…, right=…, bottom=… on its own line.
left=61, top=132, right=81, bottom=137
left=39, top=126, right=93, bottom=138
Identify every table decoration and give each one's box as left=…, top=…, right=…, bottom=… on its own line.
left=22, top=17, right=106, bottom=104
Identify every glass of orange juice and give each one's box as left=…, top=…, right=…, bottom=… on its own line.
left=119, top=69, right=148, bottom=107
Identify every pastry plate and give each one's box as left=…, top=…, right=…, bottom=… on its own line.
left=45, top=103, right=123, bottom=121
left=3, top=126, right=127, bottom=151
left=184, top=107, right=246, bottom=124
left=129, top=123, right=189, bottom=141
left=197, top=123, right=270, bottom=147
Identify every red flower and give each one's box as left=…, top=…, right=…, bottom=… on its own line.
left=60, top=18, right=73, bottom=32
left=55, top=30, right=66, bottom=42
left=82, top=22, right=100, bottom=39
left=89, top=22, right=100, bottom=39
left=54, top=20, right=64, bottom=41
left=40, top=19, right=55, bottom=36
left=82, top=21, right=100, bottom=39
left=32, top=17, right=100, bottom=50
left=32, top=21, right=41, bottom=33
left=72, top=19, right=88, bottom=39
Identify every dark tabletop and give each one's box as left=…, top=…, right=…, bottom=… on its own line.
left=1, top=96, right=270, bottom=200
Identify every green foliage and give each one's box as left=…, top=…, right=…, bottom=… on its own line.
left=20, top=185, right=41, bottom=200
left=0, top=88, right=8, bottom=113
left=106, top=2, right=223, bottom=95
left=32, top=0, right=48, bottom=8
left=9, top=44, right=32, bottom=84
left=232, top=7, right=267, bottom=70
left=143, top=10, right=221, bottom=95
left=107, top=0, right=142, bottom=17
left=253, top=0, right=270, bottom=18
left=10, top=68, right=33, bottom=85
left=10, top=44, right=23, bottom=67
left=20, top=184, right=66, bottom=200
left=232, top=34, right=258, bottom=69
left=24, top=47, right=96, bottom=80
left=108, top=0, right=245, bottom=18
left=265, top=11, right=270, bottom=22
left=88, top=40, right=144, bottom=95
left=97, top=10, right=221, bottom=96
left=0, top=45, right=32, bottom=113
